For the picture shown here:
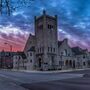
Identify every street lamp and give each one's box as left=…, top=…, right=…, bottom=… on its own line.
left=61, top=52, right=63, bottom=70
left=4, top=42, right=12, bottom=52
left=4, top=42, right=13, bottom=69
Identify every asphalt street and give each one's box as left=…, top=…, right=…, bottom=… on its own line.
left=0, top=69, right=89, bottom=90
left=21, top=77, right=90, bottom=90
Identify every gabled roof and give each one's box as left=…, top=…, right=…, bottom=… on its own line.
left=58, top=39, right=68, bottom=47
left=24, top=33, right=35, bottom=52
left=27, top=46, right=35, bottom=52
left=58, top=41, right=64, bottom=47
left=58, top=39, right=88, bottom=55
left=71, top=47, right=86, bottom=55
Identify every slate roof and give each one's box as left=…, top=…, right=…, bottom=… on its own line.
left=58, top=39, right=87, bottom=55
left=71, top=47, right=86, bottom=55
left=58, top=39, right=68, bottom=47
left=27, top=46, right=35, bottom=52
left=58, top=41, right=64, bottom=47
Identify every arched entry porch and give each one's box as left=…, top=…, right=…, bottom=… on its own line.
left=69, top=60, right=72, bottom=68
left=65, top=60, right=73, bottom=68
left=65, top=60, right=68, bottom=66
left=73, top=60, right=75, bottom=68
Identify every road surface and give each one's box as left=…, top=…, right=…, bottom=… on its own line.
left=0, top=69, right=89, bottom=90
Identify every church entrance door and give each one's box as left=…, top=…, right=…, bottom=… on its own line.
left=38, top=58, right=42, bottom=68
left=73, top=61, right=75, bottom=68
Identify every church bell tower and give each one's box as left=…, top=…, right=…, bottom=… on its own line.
left=35, top=10, right=58, bottom=70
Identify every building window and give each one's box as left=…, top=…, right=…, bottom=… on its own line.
left=44, top=63, right=48, bottom=65
left=48, top=24, right=50, bottom=29
left=24, top=60, right=27, bottom=63
left=83, top=62, right=86, bottom=66
left=63, top=49, right=67, bottom=56
left=48, top=24, right=53, bottom=30
left=16, top=56, right=17, bottom=59
left=30, top=60, right=32, bottom=63
left=27, top=53, right=28, bottom=57
left=40, top=47, right=41, bottom=53
left=30, top=53, right=32, bottom=56
left=61, top=52, right=63, bottom=55
left=48, top=47, right=49, bottom=52
left=19, top=56, right=21, bottom=59
left=38, top=48, right=39, bottom=52
left=53, top=48, right=55, bottom=52
left=51, top=47, right=52, bottom=52
left=9, top=53, right=11, bottom=56
left=68, top=54, right=70, bottom=56
left=51, top=26, right=53, bottom=29
left=83, top=55, right=85, bottom=59
left=65, top=49, right=67, bottom=56
left=42, top=47, right=44, bottom=52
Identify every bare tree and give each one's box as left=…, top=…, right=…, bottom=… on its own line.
left=0, top=0, right=2, bottom=15
left=0, top=0, right=34, bottom=16
left=6, top=0, right=10, bottom=15
left=0, top=0, right=11, bottom=15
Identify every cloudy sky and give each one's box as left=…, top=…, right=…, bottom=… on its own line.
left=0, top=0, right=90, bottom=51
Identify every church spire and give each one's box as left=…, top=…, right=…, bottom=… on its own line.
left=43, top=10, right=46, bottom=15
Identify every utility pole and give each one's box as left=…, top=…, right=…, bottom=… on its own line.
left=61, top=53, right=63, bottom=70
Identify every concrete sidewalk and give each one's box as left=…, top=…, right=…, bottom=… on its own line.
left=10, top=68, right=90, bottom=74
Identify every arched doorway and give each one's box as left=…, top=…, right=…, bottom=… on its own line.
left=38, top=58, right=42, bottom=68
left=66, top=60, right=68, bottom=66
left=69, top=60, right=72, bottom=68
left=73, top=60, right=75, bottom=68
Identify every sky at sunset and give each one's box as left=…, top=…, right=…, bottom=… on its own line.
left=0, top=0, right=90, bottom=51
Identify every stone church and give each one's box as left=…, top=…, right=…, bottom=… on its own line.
left=13, top=10, right=89, bottom=71
left=24, top=10, right=58, bottom=70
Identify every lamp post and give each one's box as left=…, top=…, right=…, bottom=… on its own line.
left=61, top=53, right=63, bottom=70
